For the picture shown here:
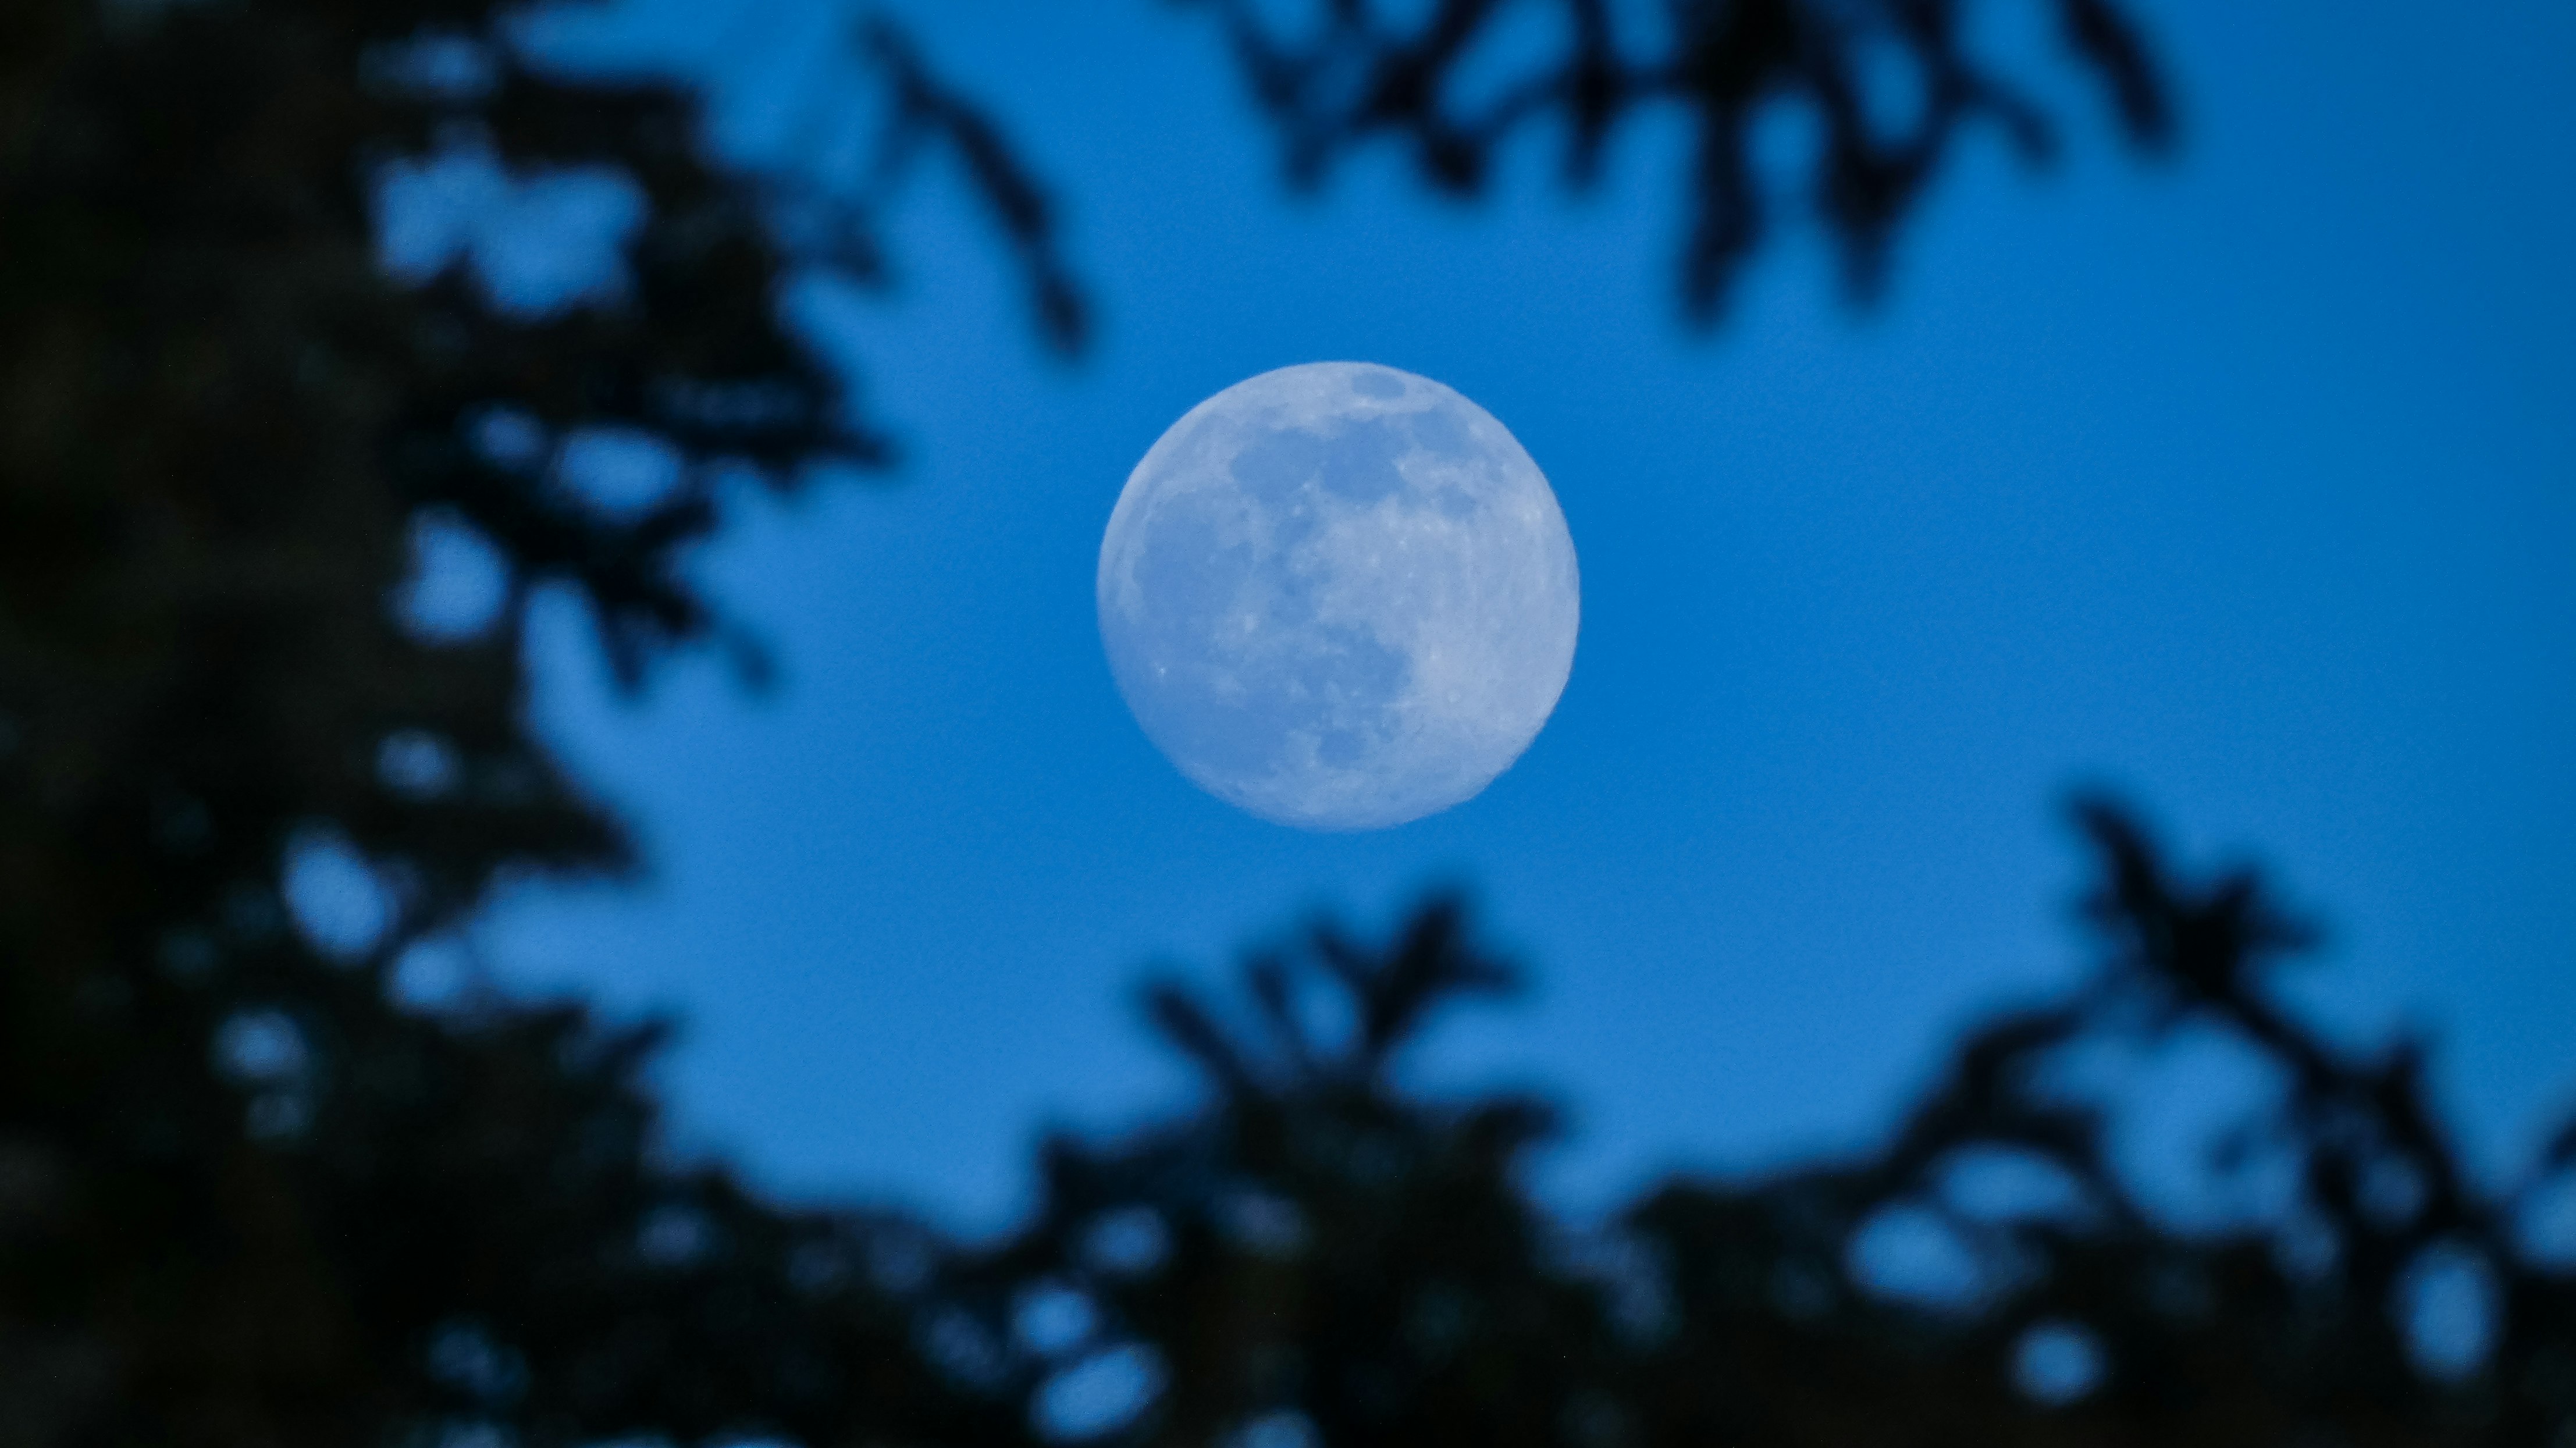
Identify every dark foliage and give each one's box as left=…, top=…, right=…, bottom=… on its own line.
left=1, top=0, right=1068, bottom=1440
left=1186, top=0, right=2173, bottom=318
left=961, top=803, right=2576, bottom=1447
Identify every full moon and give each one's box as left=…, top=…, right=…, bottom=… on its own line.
left=1097, top=362, right=1579, bottom=830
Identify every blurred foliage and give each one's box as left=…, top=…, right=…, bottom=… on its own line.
left=983, top=804, right=2576, bottom=1447
left=7, top=1, right=2571, bottom=1447
left=1183, top=0, right=2173, bottom=317
left=0, top=0, right=1067, bottom=1439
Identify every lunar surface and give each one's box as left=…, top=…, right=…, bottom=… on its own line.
left=1097, top=362, right=1579, bottom=830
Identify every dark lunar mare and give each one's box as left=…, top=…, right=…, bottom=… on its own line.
left=1112, top=469, right=1414, bottom=790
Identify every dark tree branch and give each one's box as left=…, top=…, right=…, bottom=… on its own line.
left=1176, top=0, right=2173, bottom=320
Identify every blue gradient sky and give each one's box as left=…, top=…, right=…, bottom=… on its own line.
left=467, top=1, right=2575, bottom=1231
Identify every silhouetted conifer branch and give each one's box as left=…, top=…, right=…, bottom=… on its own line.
left=1176, top=0, right=2173, bottom=318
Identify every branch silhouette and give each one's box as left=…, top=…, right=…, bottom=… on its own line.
left=1180, top=0, right=2173, bottom=318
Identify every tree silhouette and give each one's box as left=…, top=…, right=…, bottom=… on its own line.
left=955, top=801, right=2576, bottom=1447
left=1186, top=0, right=2172, bottom=318
left=15, top=3, right=2568, bottom=1447
left=3, top=1, right=1066, bottom=1438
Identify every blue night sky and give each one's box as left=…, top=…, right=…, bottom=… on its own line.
left=453, top=2, right=2574, bottom=1232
